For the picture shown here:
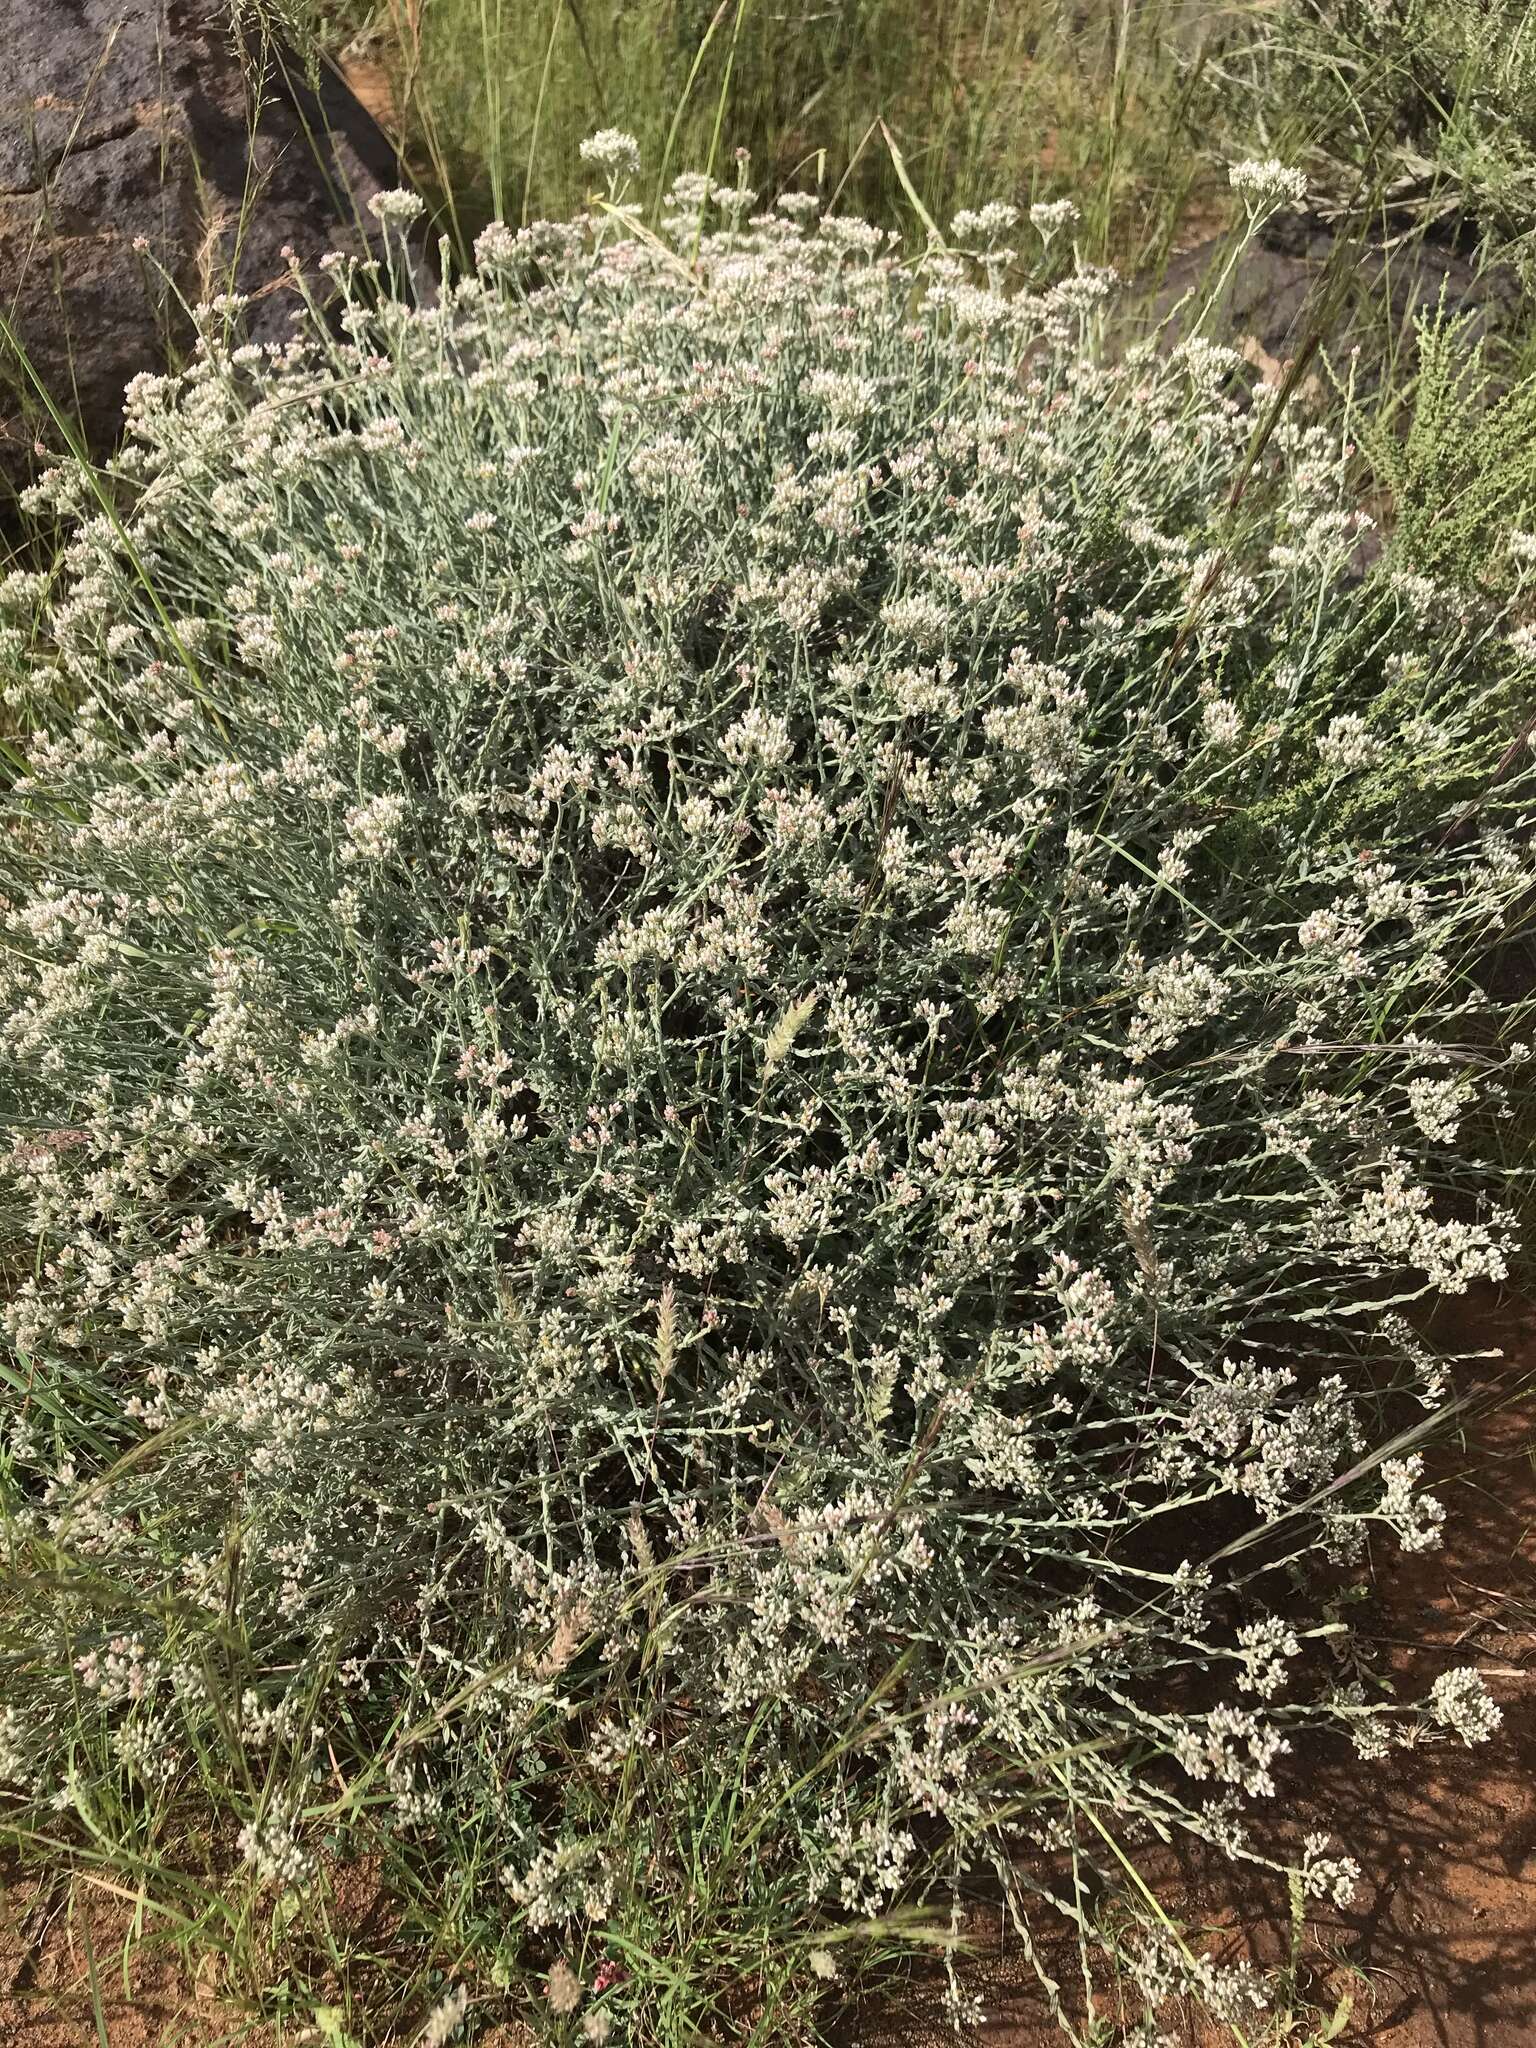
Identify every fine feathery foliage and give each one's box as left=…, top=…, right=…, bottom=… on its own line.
left=1360, top=304, right=1536, bottom=593
left=1, top=158, right=1533, bottom=2042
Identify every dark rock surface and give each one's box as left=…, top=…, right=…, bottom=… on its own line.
left=1, top=1, right=401, bottom=490
left=1147, top=212, right=1526, bottom=366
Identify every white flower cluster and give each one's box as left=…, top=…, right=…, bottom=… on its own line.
left=1317, top=711, right=1382, bottom=774
left=578, top=127, right=641, bottom=182
left=1428, top=1667, right=1503, bottom=1746
left=1377, top=1453, right=1446, bottom=1552
left=1228, top=157, right=1309, bottom=210
left=237, top=1796, right=315, bottom=1890
left=1029, top=198, right=1080, bottom=239
left=0, top=1707, right=33, bottom=1789
left=368, top=187, right=426, bottom=230
left=421, top=1985, right=469, bottom=2045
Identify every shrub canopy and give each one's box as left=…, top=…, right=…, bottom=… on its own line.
left=0, top=174, right=1529, bottom=2037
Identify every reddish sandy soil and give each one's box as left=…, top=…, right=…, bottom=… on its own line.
left=3, top=1311, right=1532, bottom=2046
left=1152, top=1356, right=1533, bottom=2048
left=853, top=1299, right=1536, bottom=2048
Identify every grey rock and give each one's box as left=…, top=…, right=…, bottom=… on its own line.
left=0, top=0, right=402, bottom=491
left=1143, top=214, right=1526, bottom=366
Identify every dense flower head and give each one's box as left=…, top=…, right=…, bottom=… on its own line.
left=1028, top=198, right=1081, bottom=239
left=1228, top=156, right=1310, bottom=210
left=0, top=173, right=1528, bottom=2036
left=578, top=127, right=642, bottom=182
left=368, top=187, right=426, bottom=227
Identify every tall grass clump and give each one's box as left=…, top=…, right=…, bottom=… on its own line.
left=0, top=153, right=1532, bottom=2042
left=265, top=0, right=1211, bottom=264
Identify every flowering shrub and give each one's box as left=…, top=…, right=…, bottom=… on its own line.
left=0, top=155, right=1529, bottom=2041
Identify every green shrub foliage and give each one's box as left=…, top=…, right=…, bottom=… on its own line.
left=0, top=167, right=1530, bottom=2039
